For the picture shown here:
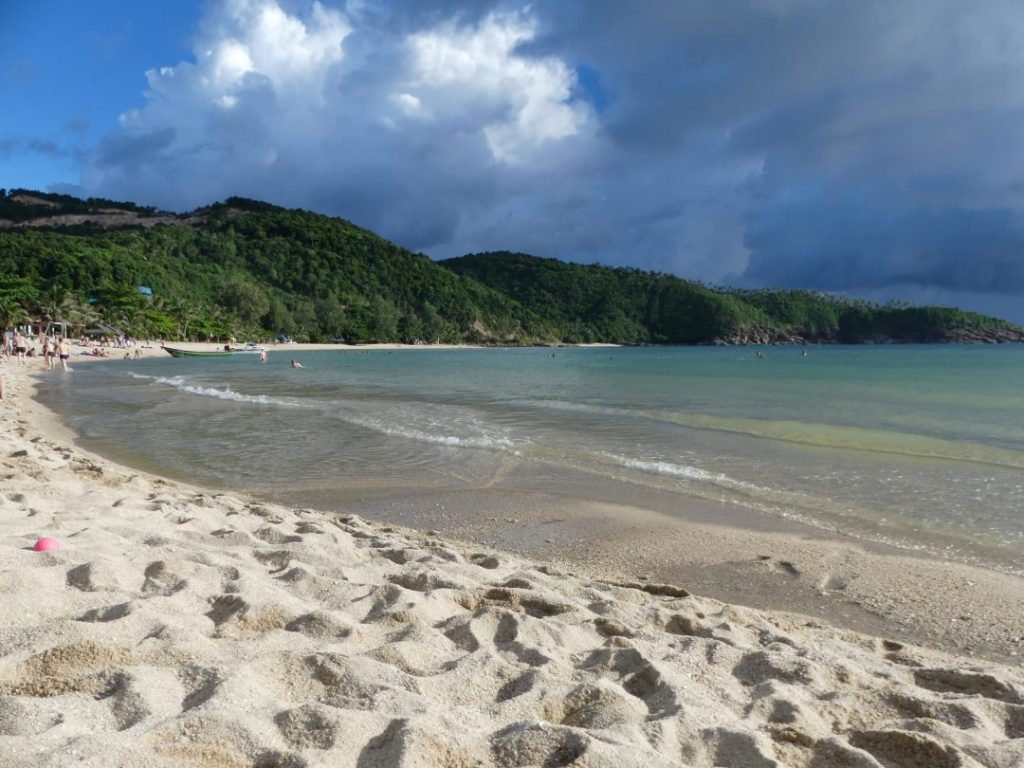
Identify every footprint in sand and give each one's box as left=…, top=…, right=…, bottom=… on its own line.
left=758, top=555, right=801, bottom=577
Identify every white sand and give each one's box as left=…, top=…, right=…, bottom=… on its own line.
left=1, top=363, right=1023, bottom=767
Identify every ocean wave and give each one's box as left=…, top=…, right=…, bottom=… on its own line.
left=379, top=424, right=518, bottom=450
left=127, top=372, right=293, bottom=407
left=600, top=453, right=762, bottom=492
left=335, top=411, right=519, bottom=451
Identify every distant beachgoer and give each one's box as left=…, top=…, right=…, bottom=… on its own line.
left=259, top=350, right=268, bottom=363
left=290, top=359, right=303, bottom=368
left=801, top=349, right=808, bottom=357
left=756, top=350, right=765, bottom=359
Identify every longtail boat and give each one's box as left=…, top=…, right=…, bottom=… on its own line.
left=161, top=344, right=265, bottom=358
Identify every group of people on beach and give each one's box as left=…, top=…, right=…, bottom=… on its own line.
left=2, top=330, right=72, bottom=372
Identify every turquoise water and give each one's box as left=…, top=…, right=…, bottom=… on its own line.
left=37, top=345, right=1024, bottom=573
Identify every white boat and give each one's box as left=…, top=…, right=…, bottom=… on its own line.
left=162, top=343, right=266, bottom=358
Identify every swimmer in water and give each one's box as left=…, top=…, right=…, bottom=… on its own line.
left=290, top=359, right=303, bottom=368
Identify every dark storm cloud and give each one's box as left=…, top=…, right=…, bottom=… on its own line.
left=79, top=0, right=1024, bottom=320
left=744, top=197, right=1024, bottom=293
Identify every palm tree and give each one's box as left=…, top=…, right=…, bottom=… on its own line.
left=0, top=276, right=37, bottom=333
left=36, top=288, right=66, bottom=323
left=34, top=287, right=83, bottom=334
left=170, top=299, right=200, bottom=340
left=0, top=298, right=31, bottom=334
left=65, top=296, right=100, bottom=334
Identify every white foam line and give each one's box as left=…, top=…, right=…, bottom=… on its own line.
left=603, top=453, right=763, bottom=492
left=127, top=372, right=293, bottom=407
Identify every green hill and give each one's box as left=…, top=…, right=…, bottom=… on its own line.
left=0, top=190, right=530, bottom=343
left=0, top=188, right=1020, bottom=345
left=444, top=252, right=1024, bottom=344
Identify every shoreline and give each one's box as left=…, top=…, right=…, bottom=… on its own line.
left=2, top=361, right=1024, bottom=765
left=271, top=479, right=1024, bottom=664
left=25, top=349, right=1024, bottom=663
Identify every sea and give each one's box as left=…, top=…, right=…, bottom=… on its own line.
left=35, top=345, right=1024, bottom=575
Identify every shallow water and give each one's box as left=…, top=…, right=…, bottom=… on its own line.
left=37, top=345, right=1024, bottom=573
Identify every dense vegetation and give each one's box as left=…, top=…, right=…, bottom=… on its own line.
left=444, top=252, right=776, bottom=343
left=0, top=191, right=528, bottom=343
left=0, top=189, right=1020, bottom=344
left=446, top=252, right=1023, bottom=344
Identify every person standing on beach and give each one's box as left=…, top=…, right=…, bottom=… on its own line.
left=58, top=337, right=71, bottom=372
left=43, top=336, right=55, bottom=370
left=13, top=331, right=26, bottom=365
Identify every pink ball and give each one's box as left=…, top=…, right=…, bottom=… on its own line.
left=33, top=537, right=61, bottom=553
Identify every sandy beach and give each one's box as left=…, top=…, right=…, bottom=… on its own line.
left=2, top=357, right=1024, bottom=767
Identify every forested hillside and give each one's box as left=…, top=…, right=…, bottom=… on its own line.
left=0, top=192, right=531, bottom=343
left=446, top=252, right=1024, bottom=344
left=1, top=189, right=1020, bottom=345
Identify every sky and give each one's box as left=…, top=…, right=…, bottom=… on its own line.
left=3, top=0, right=1024, bottom=322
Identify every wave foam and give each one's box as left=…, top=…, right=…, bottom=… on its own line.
left=127, top=373, right=292, bottom=406
left=604, top=453, right=761, bottom=492
left=346, top=415, right=518, bottom=451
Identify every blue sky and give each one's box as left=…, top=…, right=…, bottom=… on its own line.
left=1, top=2, right=202, bottom=189
left=3, top=0, right=1024, bottom=322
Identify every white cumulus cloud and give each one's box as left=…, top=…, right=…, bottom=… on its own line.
left=83, top=0, right=598, bottom=252
left=405, top=11, right=591, bottom=162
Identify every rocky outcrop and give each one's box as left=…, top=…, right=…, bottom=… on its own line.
left=712, top=324, right=1024, bottom=345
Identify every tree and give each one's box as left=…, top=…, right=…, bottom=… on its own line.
left=0, top=298, right=30, bottom=332
left=170, top=299, right=202, bottom=340
left=315, top=293, right=346, bottom=338
left=367, top=295, right=398, bottom=341
left=266, top=296, right=295, bottom=336
left=419, top=301, right=447, bottom=343
left=398, top=311, right=423, bottom=343
left=220, top=277, right=270, bottom=326
left=93, top=284, right=149, bottom=335
left=291, top=299, right=318, bottom=339
left=0, top=275, right=37, bottom=307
